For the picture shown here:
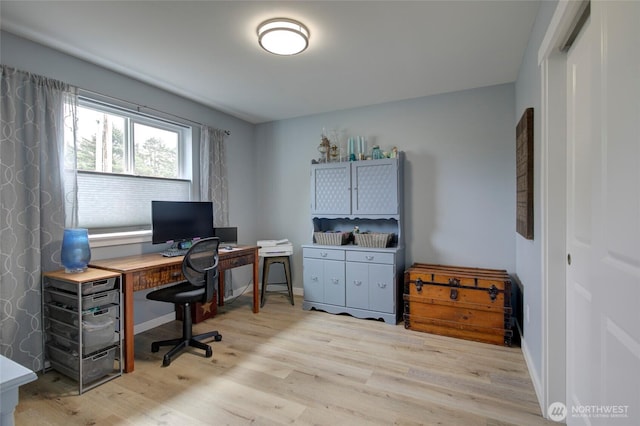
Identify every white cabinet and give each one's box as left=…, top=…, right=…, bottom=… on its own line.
left=310, top=163, right=350, bottom=215
left=304, top=157, right=404, bottom=325
left=310, top=159, right=400, bottom=216
left=302, top=246, right=402, bottom=324
left=346, top=251, right=395, bottom=314
left=303, top=248, right=345, bottom=306
left=351, top=160, right=399, bottom=215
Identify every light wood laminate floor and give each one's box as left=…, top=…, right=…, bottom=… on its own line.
left=16, top=293, right=553, bottom=425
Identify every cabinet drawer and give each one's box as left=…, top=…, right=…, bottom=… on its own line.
left=346, top=251, right=394, bottom=264
left=303, top=248, right=345, bottom=261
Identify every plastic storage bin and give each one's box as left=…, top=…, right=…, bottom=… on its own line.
left=46, top=276, right=117, bottom=295
left=48, top=345, right=117, bottom=385
left=46, top=304, right=118, bottom=327
left=47, top=288, right=119, bottom=311
left=49, top=317, right=117, bottom=355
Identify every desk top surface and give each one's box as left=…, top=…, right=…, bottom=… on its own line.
left=43, top=267, right=121, bottom=282
left=90, top=245, right=258, bottom=273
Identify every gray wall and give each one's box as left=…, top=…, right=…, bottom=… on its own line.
left=255, top=83, right=517, bottom=288
left=1, top=31, right=258, bottom=324
left=513, top=0, right=558, bottom=399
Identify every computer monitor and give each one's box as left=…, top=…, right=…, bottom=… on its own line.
left=214, top=227, right=238, bottom=245
left=151, top=201, right=214, bottom=245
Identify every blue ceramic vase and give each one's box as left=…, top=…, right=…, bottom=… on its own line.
left=61, top=228, right=91, bottom=273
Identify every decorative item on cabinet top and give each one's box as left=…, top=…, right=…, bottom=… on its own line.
left=311, top=128, right=400, bottom=163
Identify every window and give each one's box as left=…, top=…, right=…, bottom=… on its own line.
left=65, top=98, right=193, bottom=237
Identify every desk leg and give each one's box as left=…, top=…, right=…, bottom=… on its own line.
left=123, top=273, right=135, bottom=373
left=253, top=249, right=259, bottom=313
left=218, top=273, right=224, bottom=307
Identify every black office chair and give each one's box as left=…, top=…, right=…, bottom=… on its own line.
left=146, top=237, right=222, bottom=366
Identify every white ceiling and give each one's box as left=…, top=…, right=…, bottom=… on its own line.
left=0, top=1, right=540, bottom=124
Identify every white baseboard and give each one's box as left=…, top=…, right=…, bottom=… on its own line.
left=136, top=287, right=303, bottom=334
left=221, top=285, right=304, bottom=301
left=134, top=312, right=176, bottom=335
left=521, top=337, right=545, bottom=417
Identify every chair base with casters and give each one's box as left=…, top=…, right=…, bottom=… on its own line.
left=147, top=283, right=222, bottom=367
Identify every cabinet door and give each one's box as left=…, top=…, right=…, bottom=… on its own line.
left=323, top=260, right=345, bottom=306
left=310, top=163, right=351, bottom=215
left=303, top=258, right=324, bottom=303
left=368, top=263, right=395, bottom=313
left=352, top=160, right=399, bottom=215
left=346, top=262, right=369, bottom=310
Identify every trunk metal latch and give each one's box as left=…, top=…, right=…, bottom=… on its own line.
left=488, top=285, right=499, bottom=301
left=415, top=278, right=423, bottom=293
left=449, top=278, right=460, bottom=300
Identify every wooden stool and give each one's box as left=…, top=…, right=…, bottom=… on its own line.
left=261, top=256, right=294, bottom=307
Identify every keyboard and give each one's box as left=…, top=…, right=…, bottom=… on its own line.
left=161, top=248, right=189, bottom=257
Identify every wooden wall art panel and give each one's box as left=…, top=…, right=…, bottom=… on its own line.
left=516, top=108, right=533, bottom=239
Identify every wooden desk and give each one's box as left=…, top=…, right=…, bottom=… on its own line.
left=90, top=245, right=259, bottom=373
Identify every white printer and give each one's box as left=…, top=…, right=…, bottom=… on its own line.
left=257, top=239, right=293, bottom=257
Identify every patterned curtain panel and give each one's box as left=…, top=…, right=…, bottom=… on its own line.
left=200, top=126, right=229, bottom=227
left=199, top=126, right=231, bottom=295
left=0, top=65, right=77, bottom=369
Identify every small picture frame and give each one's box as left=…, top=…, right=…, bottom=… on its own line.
left=516, top=108, right=533, bottom=240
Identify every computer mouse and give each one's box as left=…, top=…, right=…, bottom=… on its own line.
left=224, top=246, right=233, bottom=250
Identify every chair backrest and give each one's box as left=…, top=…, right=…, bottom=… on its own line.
left=182, top=237, right=220, bottom=303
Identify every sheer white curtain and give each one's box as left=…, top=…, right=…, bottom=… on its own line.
left=199, top=125, right=231, bottom=296
left=0, top=65, right=77, bottom=369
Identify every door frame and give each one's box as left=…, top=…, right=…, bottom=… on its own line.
left=537, top=0, right=589, bottom=417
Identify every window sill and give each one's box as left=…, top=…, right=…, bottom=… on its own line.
left=89, top=230, right=151, bottom=248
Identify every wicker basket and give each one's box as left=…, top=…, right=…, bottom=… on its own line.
left=354, top=232, right=393, bottom=248
left=314, top=232, right=350, bottom=246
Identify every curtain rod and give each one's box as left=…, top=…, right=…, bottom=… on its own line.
left=78, top=87, right=231, bottom=136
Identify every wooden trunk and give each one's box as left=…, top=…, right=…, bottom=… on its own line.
left=403, top=263, right=513, bottom=346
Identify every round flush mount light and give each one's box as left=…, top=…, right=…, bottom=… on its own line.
left=257, top=18, right=309, bottom=56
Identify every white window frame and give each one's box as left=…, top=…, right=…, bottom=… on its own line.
left=68, top=97, right=194, bottom=247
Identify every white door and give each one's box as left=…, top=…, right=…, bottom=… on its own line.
left=566, top=2, right=640, bottom=424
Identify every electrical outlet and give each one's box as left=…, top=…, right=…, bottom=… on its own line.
left=526, top=304, right=530, bottom=324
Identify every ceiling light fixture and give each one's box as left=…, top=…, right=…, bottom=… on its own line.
left=257, top=18, right=309, bottom=56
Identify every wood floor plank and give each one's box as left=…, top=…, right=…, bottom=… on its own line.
left=16, top=294, right=553, bottom=425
